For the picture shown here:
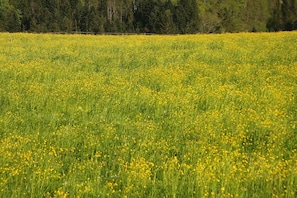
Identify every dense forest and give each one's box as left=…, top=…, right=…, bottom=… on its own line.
left=0, top=0, right=296, bottom=34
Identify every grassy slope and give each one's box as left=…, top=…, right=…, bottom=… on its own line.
left=0, top=32, right=297, bottom=197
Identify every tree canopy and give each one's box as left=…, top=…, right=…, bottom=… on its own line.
left=0, top=0, right=296, bottom=33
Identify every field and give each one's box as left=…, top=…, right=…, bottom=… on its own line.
left=0, top=32, right=297, bottom=198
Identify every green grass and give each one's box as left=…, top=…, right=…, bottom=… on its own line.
left=0, top=32, right=297, bottom=197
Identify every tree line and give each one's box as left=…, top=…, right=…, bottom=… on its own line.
left=0, top=0, right=296, bottom=34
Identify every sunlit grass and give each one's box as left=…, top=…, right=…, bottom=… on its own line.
left=0, top=32, right=297, bottom=197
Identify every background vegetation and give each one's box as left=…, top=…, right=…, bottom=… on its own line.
left=0, top=0, right=296, bottom=34
left=0, top=32, right=297, bottom=197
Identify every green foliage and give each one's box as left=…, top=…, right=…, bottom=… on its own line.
left=267, top=0, right=297, bottom=31
left=174, top=0, right=199, bottom=33
left=0, top=0, right=296, bottom=33
left=0, top=0, right=21, bottom=32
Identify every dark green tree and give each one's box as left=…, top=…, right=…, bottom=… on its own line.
left=175, top=0, right=199, bottom=34
left=159, top=0, right=176, bottom=34
left=267, top=0, right=297, bottom=31
left=0, top=0, right=21, bottom=31
left=5, top=7, right=22, bottom=32
left=282, top=0, right=297, bottom=30
left=60, top=0, right=73, bottom=32
left=134, top=0, right=155, bottom=32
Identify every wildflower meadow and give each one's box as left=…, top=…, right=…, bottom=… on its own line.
left=0, top=32, right=297, bottom=197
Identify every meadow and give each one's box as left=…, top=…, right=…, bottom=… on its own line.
left=0, top=32, right=297, bottom=198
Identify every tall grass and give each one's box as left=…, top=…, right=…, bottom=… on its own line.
left=0, top=32, right=297, bottom=197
